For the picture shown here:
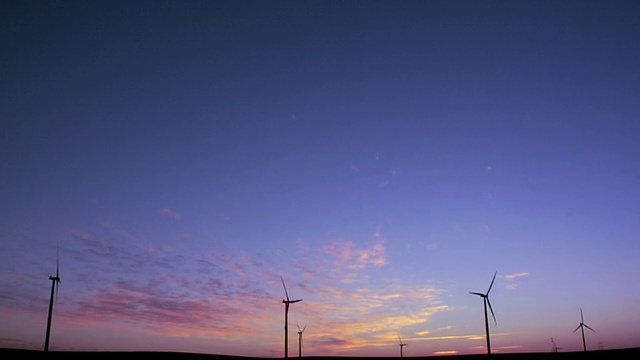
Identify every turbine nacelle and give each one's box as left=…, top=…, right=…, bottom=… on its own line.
left=469, top=271, right=497, bottom=325
left=469, top=271, right=498, bottom=355
left=574, top=308, right=596, bottom=333
left=574, top=308, right=596, bottom=352
left=574, top=323, right=596, bottom=333
left=280, top=276, right=302, bottom=358
left=44, top=248, right=61, bottom=352
left=296, top=322, right=307, bottom=358
left=281, top=276, right=303, bottom=304
left=398, top=335, right=408, bottom=357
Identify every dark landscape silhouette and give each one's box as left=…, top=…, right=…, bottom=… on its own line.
left=3, top=347, right=640, bottom=359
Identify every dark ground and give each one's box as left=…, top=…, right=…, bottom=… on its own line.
left=2, top=347, right=639, bottom=359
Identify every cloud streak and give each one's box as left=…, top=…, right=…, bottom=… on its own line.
left=158, top=208, right=182, bottom=220
left=503, top=272, right=530, bottom=280
left=3, top=220, right=453, bottom=356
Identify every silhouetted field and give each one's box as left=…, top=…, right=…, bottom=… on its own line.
left=2, top=347, right=640, bottom=359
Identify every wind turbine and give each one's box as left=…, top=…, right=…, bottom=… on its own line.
left=296, top=322, right=307, bottom=357
left=281, top=276, right=302, bottom=358
left=44, top=249, right=61, bottom=352
left=551, top=337, right=562, bottom=352
left=398, top=335, right=408, bottom=357
left=469, top=271, right=497, bottom=355
left=573, top=308, right=595, bottom=351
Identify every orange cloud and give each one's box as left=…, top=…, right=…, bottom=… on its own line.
left=503, top=272, right=530, bottom=279
left=325, top=240, right=388, bottom=270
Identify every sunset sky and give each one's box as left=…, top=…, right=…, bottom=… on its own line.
left=2, top=0, right=640, bottom=357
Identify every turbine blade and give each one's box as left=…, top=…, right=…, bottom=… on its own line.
left=487, top=297, right=497, bottom=324
left=291, top=299, right=302, bottom=303
left=580, top=308, right=584, bottom=322
left=584, top=324, right=596, bottom=332
left=469, top=292, right=484, bottom=296
left=56, top=247, right=60, bottom=278
left=280, top=276, right=290, bottom=301
left=573, top=324, right=582, bottom=333
left=55, top=248, right=61, bottom=302
left=487, top=271, right=497, bottom=294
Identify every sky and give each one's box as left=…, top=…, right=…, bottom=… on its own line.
left=1, top=0, right=640, bottom=357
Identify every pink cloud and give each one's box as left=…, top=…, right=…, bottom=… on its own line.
left=178, top=232, right=193, bottom=239
left=503, top=272, right=530, bottom=280
left=325, top=240, right=388, bottom=270
left=100, top=221, right=116, bottom=229
left=99, top=220, right=140, bottom=241
left=158, top=208, right=181, bottom=220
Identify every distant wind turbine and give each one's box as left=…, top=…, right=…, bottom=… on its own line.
left=398, top=335, right=408, bottom=357
left=573, top=308, right=595, bottom=351
left=551, top=337, right=562, bottom=352
left=281, top=276, right=302, bottom=358
left=296, top=322, right=307, bottom=357
left=44, top=249, right=61, bottom=352
left=469, top=271, right=497, bottom=355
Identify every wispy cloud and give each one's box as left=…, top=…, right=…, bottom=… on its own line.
left=503, top=272, right=530, bottom=280
left=434, top=350, right=459, bottom=355
left=32, top=223, right=455, bottom=356
left=324, top=240, right=388, bottom=271
left=158, top=208, right=181, bottom=220
left=294, top=283, right=452, bottom=354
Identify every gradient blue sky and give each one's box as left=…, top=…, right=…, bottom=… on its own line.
left=2, top=0, right=640, bottom=357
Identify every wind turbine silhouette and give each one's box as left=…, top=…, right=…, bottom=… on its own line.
left=281, top=276, right=302, bottom=358
left=398, top=335, right=408, bottom=357
left=469, top=271, right=497, bottom=355
left=573, top=308, right=595, bottom=351
left=44, top=249, right=61, bottom=352
left=296, top=322, right=307, bottom=358
left=551, top=337, right=562, bottom=352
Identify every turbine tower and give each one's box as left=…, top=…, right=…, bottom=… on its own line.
left=44, top=249, right=61, bottom=352
left=297, top=322, right=307, bottom=357
left=281, top=276, right=302, bottom=358
left=573, top=308, right=595, bottom=351
left=469, top=271, right=497, bottom=355
left=398, top=335, right=408, bottom=357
